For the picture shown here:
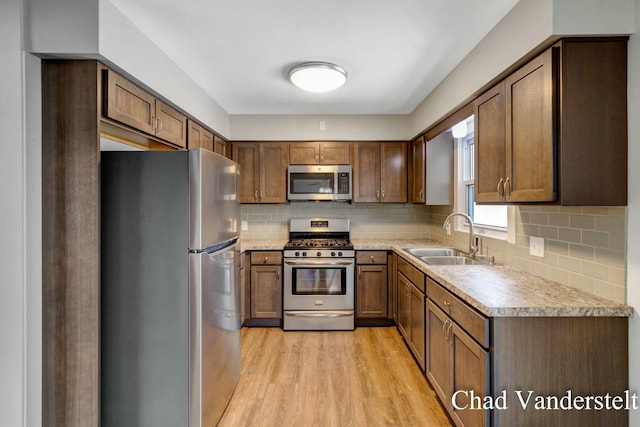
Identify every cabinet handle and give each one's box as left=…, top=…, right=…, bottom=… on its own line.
left=381, top=190, right=385, bottom=201
left=320, top=154, right=324, bottom=161
left=358, top=267, right=361, bottom=279
left=370, top=256, right=375, bottom=263
left=442, top=319, right=448, bottom=335
left=376, top=190, right=380, bottom=201
left=260, top=190, right=264, bottom=201
left=446, top=322, right=453, bottom=341
left=156, top=118, right=163, bottom=134
left=254, top=190, right=258, bottom=201
left=315, top=154, right=319, bottom=162
left=277, top=269, right=280, bottom=279
left=419, top=189, right=423, bottom=200
left=497, top=178, right=504, bottom=200
left=264, top=257, right=268, bottom=264
left=504, top=177, right=511, bottom=199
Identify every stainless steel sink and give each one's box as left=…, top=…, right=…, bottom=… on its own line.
left=420, top=255, right=482, bottom=266
left=403, top=247, right=459, bottom=257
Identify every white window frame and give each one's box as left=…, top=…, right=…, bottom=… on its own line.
left=452, top=117, right=515, bottom=243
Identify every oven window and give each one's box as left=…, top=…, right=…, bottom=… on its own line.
left=292, top=267, right=346, bottom=295
left=290, top=172, right=334, bottom=194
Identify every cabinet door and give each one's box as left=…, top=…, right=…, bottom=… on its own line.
left=260, top=143, right=289, bottom=203
left=411, top=137, right=426, bottom=203
left=250, top=265, right=282, bottom=318
left=213, top=136, right=227, bottom=157
left=155, top=100, right=187, bottom=148
left=474, top=82, right=506, bottom=203
left=387, top=253, right=397, bottom=321
left=289, top=142, right=319, bottom=164
left=104, top=70, right=155, bottom=135
left=201, top=130, right=214, bottom=152
left=380, top=142, right=408, bottom=203
left=426, top=300, right=451, bottom=405
left=319, top=142, right=351, bottom=164
left=450, top=322, right=490, bottom=427
left=506, top=48, right=556, bottom=202
left=187, top=120, right=214, bottom=151
left=233, top=143, right=260, bottom=203
left=353, top=143, right=380, bottom=202
left=396, top=273, right=411, bottom=341
left=356, top=265, right=388, bottom=318
left=409, top=283, right=426, bottom=370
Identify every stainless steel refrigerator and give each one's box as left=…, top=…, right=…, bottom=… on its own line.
left=101, top=149, right=241, bottom=427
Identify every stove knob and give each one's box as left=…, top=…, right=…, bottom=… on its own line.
left=302, top=251, right=307, bottom=257
left=295, top=251, right=300, bottom=257
left=331, top=251, right=336, bottom=257
left=338, top=251, right=343, bottom=257
left=317, top=251, right=322, bottom=257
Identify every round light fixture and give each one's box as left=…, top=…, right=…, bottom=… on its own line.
left=288, top=62, right=347, bottom=93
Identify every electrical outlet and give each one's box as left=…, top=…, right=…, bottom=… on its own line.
left=241, top=221, right=248, bottom=231
left=529, top=236, right=544, bottom=257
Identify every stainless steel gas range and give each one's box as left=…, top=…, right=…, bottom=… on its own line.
left=283, top=218, right=355, bottom=331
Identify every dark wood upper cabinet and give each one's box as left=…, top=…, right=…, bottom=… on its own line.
left=187, top=119, right=214, bottom=151
left=104, top=69, right=187, bottom=148
left=233, top=142, right=289, bottom=204
left=354, top=142, right=407, bottom=203
left=289, top=141, right=351, bottom=164
left=474, top=37, right=627, bottom=206
left=411, top=136, right=426, bottom=203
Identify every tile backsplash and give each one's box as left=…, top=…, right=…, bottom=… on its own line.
left=241, top=202, right=430, bottom=240
left=241, top=202, right=627, bottom=304
left=428, top=205, right=627, bottom=304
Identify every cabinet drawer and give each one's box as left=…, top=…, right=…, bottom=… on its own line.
left=427, top=277, right=489, bottom=348
left=250, top=251, right=283, bottom=265
left=356, top=251, right=387, bottom=265
left=397, top=257, right=425, bottom=293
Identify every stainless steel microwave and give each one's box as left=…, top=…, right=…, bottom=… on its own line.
left=287, top=165, right=352, bottom=201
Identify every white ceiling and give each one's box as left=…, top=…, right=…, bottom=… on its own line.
left=110, top=0, right=519, bottom=115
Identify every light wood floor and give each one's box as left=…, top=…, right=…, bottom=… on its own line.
left=218, top=326, right=453, bottom=427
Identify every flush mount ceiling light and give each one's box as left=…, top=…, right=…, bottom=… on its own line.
left=288, top=62, right=347, bottom=93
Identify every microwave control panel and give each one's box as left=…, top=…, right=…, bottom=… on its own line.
left=338, top=173, right=350, bottom=194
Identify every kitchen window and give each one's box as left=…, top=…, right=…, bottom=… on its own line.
left=454, top=116, right=510, bottom=240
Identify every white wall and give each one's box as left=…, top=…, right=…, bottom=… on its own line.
left=26, top=0, right=231, bottom=138
left=1, top=0, right=27, bottom=425
left=229, top=114, right=411, bottom=141
left=627, top=0, right=640, bottom=424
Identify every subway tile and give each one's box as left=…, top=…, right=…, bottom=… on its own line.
left=558, top=206, right=583, bottom=214
left=538, top=206, right=560, bottom=213
left=548, top=213, right=570, bottom=227
left=581, top=230, right=609, bottom=249
left=558, top=227, right=582, bottom=244
left=531, top=262, right=550, bottom=278
left=609, top=267, right=626, bottom=286
left=595, top=248, right=626, bottom=269
left=530, top=213, right=549, bottom=226
left=569, top=273, right=596, bottom=294
left=581, top=261, right=609, bottom=281
left=582, top=207, right=612, bottom=216
left=594, top=281, right=626, bottom=304
left=609, top=233, right=626, bottom=252
left=546, top=240, right=569, bottom=256
left=558, top=255, right=582, bottom=273
left=569, top=243, right=595, bottom=261
left=538, top=226, right=559, bottom=240
left=595, top=215, right=626, bottom=234
left=518, top=212, right=531, bottom=225
left=569, top=215, right=595, bottom=230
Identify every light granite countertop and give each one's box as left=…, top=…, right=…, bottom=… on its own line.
left=241, top=238, right=633, bottom=317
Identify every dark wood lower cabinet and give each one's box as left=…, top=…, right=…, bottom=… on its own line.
left=424, top=277, right=628, bottom=427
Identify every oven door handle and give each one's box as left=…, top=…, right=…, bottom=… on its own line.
left=284, top=311, right=354, bottom=318
left=284, top=260, right=354, bottom=266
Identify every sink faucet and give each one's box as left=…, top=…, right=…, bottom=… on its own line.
left=443, top=212, right=478, bottom=257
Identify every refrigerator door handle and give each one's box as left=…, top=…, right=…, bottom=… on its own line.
left=190, top=236, right=239, bottom=255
